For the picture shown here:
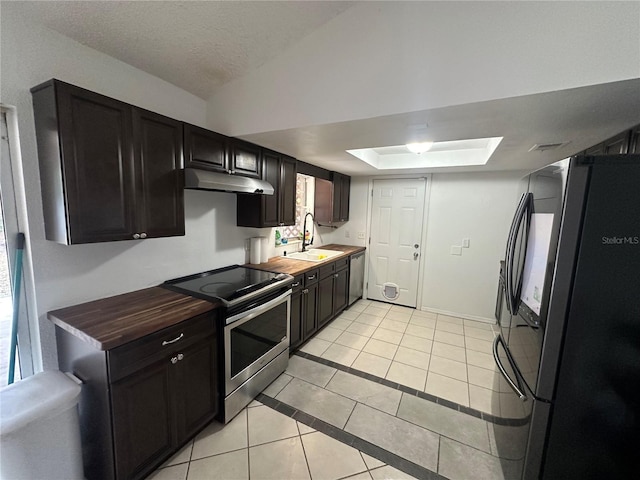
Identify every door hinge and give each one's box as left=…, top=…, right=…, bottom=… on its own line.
left=371, top=189, right=373, bottom=197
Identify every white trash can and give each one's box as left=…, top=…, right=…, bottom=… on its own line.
left=0, top=370, right=84, bottom=480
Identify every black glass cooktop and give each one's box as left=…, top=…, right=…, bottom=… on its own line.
left=163, top=265, right=291, bottom=305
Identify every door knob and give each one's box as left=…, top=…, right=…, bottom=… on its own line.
left=414, top=252, right=419, bottom=260
left=414, top=244, right=419, bottom=249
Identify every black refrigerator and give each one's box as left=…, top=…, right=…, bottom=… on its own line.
left=493, top=154, right=640, bottom=479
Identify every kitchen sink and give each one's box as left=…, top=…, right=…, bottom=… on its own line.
left=282, top=249, right=344, bottom=262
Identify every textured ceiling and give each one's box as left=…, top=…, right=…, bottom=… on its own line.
left=4, top=1, right=354, bottom=99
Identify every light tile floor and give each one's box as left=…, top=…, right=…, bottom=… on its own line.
left=150, top=300, right=526, bottom=480
left=149, top=400, right=419, bottom=480
left=300, top=300, right=525, bottom=419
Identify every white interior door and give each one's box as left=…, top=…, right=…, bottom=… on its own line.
left=367, top=178, right=426, bottom=307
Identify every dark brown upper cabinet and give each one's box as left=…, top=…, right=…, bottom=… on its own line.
left=314, top=172, right=350, bottom=226
left=228, top=138, right=262, bottom=178
left=183, top=123, right=228, bottom=173
left=236, top=150, right=297, bottom=227
left=31, top=80, right=184, bottom=244
left=581, top=125, right=638, bottom=156
left=630, top=125, right=640, bottom=154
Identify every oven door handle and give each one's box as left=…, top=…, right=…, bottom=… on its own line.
left=225, top=289, right=292, bottom=326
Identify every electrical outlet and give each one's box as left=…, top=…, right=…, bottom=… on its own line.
left=357, top=232, right=366, bottom=239
left=450, top=245, right=463, bottom=256
left=345, top=231, right=350, bottom=238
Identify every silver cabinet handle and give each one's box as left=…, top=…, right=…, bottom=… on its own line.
left=162, top=333, right=184, bottom=346
left=291, top=282, right=300, bottom=287
left=170, top=356, right=178, bottom=365
left=302, top=288, right=309, bottom=294
left=133, top=233, right=140, bottom=239
left=334, top=273, right=339, bottom=278
left=177, top=353, right=184, bottom=361
left=492, top=335, right=527, bottom=401
left=140, top=232, right=147, bottom=239
left=307, top=274, right=316, bottom=280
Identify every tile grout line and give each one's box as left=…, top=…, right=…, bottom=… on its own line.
left=293, top=350, right=529, bottom=427
left=297, top=427, right=314, bottom=480
left=259, top=392, right=446, bottom=480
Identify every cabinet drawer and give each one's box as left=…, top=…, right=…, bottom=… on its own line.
left=109, top=312, right=217, bottom=382
left=303, top=269, right=320, bottom=286
left=334, top=257, right=349, bottom=271
left=319, top=262, right=335, bottom=279
left=290, top=274, right=304, bottom=293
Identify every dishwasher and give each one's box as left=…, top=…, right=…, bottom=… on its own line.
left=348, top=251, right=365, bottom=306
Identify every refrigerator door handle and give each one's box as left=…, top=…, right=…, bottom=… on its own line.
left=505, top=194, right=526, bottom=313
left=493, top=334, right=528, bottom=401
left=505, top=193, right=533, bottom=314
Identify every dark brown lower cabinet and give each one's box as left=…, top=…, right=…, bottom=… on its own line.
left=289, top=275, right=304, bottom=350
left=290, top=256, right=354, bottom=351
left=56, top=312, right=219, bottom=480
left=317, top=274, right=335, bottom=329
left=111, top=361, right=175, bottom=480
left=333, top=266, right=349, bottom=315
left=303, top=282, right=319, bottom=339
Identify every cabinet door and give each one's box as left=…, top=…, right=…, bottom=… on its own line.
left=290, top=292, right=303, bottom=350
left=302, top=284, right=318, bottom=339
left=54, top=82, right=137, bottom=243
left=261, top=151, right=280, bottom=227
left=331, top=175, right=342, bottom=224
left=339, top=175, right=350, bottom=222
left=280, top=156, right=297, bottom=226
left=603, top=130, right=631, bottom=154
left=229, top=139, right=261, bottom=178
left=111, top=359, right=175, bottom=480
left=183, top=123, right=228, bottom=173
left=175, top=334, right=218, bottom=442
left=317, top=275, right=334, bottom=328
left=134, top=109, right=185, bottom=239
left=630, top=125, right=640, bottom=154
left=333, top=268, right=349, bottom=315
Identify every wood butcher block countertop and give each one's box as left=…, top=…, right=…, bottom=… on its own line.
left=247, top=244, right=366, bottom=276
left=48, top=287, right=218, bottom=351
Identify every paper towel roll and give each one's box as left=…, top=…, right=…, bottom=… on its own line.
left=250, top=237, right=261, bottom=264
left=260, top=236, right=269, bottom=263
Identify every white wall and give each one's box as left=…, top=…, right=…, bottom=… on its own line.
left=207, top=1, right=640, bottom=136
left=0, top=12, right=261, bottom=369
left=336, top=173, right=521, bottom=321
left=421, top=172, right=522, bottom=321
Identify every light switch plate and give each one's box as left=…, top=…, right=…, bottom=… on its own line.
left=462, top=238, right=470, bottom=248
left=345, top=231, right=350, bottom=238
left=450, top=245, right=463, bottom=256
left=357, top=232, right=366, bottom=239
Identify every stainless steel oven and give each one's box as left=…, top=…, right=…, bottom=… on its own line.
left=223, top=289, right=290, bottom=421
left=163, top=265, right=293, bottom=423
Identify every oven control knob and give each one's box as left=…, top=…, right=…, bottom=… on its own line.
left=170, top=356, right=178, bottom=364
left=177, top=353, right=184, bottom=361
left=133, top=233, right=140, bottom=240
left=140, top=232, right=147, bottom=239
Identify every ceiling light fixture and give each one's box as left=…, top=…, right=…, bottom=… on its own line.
left=406, top=142, right=434, bottom=154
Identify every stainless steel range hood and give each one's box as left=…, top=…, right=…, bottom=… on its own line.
left=184, top=168, right=274, bottom=195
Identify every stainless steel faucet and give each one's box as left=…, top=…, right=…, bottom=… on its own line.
left=301, top=212, right=314, bottom=252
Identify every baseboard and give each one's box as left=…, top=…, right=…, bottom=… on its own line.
left=419, top=306, right=495, bottom=325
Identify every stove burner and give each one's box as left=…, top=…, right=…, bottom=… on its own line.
left=199, top=282, right=235, bottom=294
